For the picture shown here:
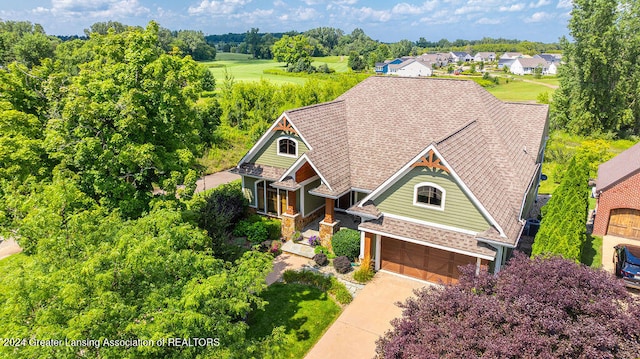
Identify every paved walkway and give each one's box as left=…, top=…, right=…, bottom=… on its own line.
left=195, top=170, right=240, bottom=193
left=265, top=253, right=311, bottom=285
left=0, top=238, right=22, bottom=260
left=305, top=271, right=429, bottom=359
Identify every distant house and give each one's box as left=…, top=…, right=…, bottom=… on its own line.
left=534, top=54, right=560, bottom=64
left=233, top=77, right=549, bottom=284
left=510, top=58, right=549, bottom=75
left=548, top=62, right=561, bottom=75
left=449, top=51, right=472, bottom=63
left=395, top=59, right=433, bottom=77
left=500, top=52, right=524, bottom=60
left=417, top=53, right=450, bottom=67
left=498, top=58, right=516, bottom=70
left=375, top=58, right=403, bottom=75
left=593, top=142, right=640, bottom=271
left=473, top=52, right=496, bottom=62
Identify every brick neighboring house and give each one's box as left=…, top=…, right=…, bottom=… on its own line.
left=233, top=77, right=549, bottom=284
left=593, top=142, right=640, bottom=271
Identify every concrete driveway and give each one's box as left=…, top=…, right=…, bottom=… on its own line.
left=0, top=238, right=22, bottom=260
left=305, top=271, right=430, bottom=359
left=195, top=170, right=240, bottom=193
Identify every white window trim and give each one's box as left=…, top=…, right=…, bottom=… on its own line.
left=277, top=136, right=298, bottom=158
left=413, top=182, right=446, bottom=211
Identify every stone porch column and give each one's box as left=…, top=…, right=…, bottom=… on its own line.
left=281, top=190, right=302, bottom=240
left=319, top=197, right=340, bottom=250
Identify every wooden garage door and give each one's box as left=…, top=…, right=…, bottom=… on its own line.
left=608, top=209, right=640, bottom=240
left=380, top=237, right=478, bottom=284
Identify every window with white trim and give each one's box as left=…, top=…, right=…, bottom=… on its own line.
left=277, top=137, right=297, bottom=157
left=414, top=183, right=445, bottom=210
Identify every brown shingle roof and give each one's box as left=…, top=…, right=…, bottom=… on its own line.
left=232, top=163, right=286, bottom=181
left=359, top=216, right=497, bottom=258
left=596, top=141, right=640, bottom=192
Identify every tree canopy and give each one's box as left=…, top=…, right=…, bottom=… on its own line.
left=376, top=253, right=640, bottom=359
left=0, top=177, right=275, bottom=359
left=553, top=0, right=640, bottom=137
left=0, top=21, right=217, bottom=219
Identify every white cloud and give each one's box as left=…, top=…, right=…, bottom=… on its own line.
left=499, top=3, right=525, bottom=12
left=419, top=10, right=460, bottom=24
left=273, top=0, right=286, bottom=6
left=355, top=7, right=392, bottom=22
left=332, top=0, right=358, bottom=4
left=292, top=7, right=319, bottom=20
left=454, top=5, right=483, bottom=15
left=524, top=11, right=552, bottom=22
left=188, top=0, right=251, bottom=15
left=392, top=1, right=438, bottom=15
left=557, top=0, right=572, bottom=9
left=302, top=0, right=322, bottom=5
left=49, top=0, right=149, bottom=17
left=476, top=17, right=501, bottom=24
left=529, top=0, right=550, bottom=8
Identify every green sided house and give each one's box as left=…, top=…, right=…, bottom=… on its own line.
left=233, top=76, right=549, bottom=284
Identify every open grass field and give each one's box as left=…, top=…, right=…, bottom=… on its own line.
left=201, top=53, right=350, bottom=88
left=246, top=282, right=341, bottom=358
left=486, top=79, right=553, bottom=102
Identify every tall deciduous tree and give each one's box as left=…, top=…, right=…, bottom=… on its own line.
left=376, top=253, right=640, bottom=359
left=45, top=21, right=214, bottom=217
left=553, top=0, right=639, bottom=137
left=271, top=34, right=313, bottom=67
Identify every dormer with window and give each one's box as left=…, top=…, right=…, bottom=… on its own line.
left=277, top=137, right=298, bottom=158
left=414, top=182, right=445, bottom=210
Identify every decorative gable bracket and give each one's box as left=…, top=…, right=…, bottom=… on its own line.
left=411, top=149, right=450, bottom=173
left=272, top=117, right=298, bottom=135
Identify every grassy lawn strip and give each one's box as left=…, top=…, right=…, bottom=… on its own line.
left=247, top=283, right=341, bottom=359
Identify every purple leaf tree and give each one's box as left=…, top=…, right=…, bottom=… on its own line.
left=376, top=253, right=640, bottom=359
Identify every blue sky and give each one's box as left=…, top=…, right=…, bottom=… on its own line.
left=0, top=0, right=573, bottom=43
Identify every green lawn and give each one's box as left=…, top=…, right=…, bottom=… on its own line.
left=202, top=53, right=351, bottom=88
left=486, top=79, right=553, bottom=102
left=582, top=235, right=603, bottom=268
left=247, top=282, right=341, bottom=359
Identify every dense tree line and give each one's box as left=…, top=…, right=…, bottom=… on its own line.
left=207, top=26, right=560, bottom=67
left=553, top=0, right=640, bottom=137
left=0, top=20, right=217, bottom=68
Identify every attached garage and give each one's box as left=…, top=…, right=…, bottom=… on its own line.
left=380, top=236, right=483, bottom=284
left=608, top=209, right=640, bottom=240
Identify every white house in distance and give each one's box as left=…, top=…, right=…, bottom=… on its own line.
left=500, top=52, right=524, bottom=59
left=510, top=58, right=549, bottom=75
left=395, top=59, right=433, bottom=77
left=474, top=52, right=496, bottom=62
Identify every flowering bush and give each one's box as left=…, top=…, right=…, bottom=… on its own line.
left=308, top=235, right=320, bottom=247
left=269, top=240, right=282, bottom=256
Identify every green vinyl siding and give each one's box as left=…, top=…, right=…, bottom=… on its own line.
left=248, top=131, right=309, bottom=169
left=375, top=167, right=490, bottom=233
left=304, top=178, right=325, bottom=216
left=243, top=176, right=257, bottom=206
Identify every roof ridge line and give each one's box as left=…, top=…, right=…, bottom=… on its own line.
left=284, top=99, right=345, bottom=114
left=436, top=119, right=478, bottom=144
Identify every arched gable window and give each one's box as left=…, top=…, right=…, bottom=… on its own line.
left=414, top=183, right=445, bottom=210
left=277, top=137, right=297, bottom=157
